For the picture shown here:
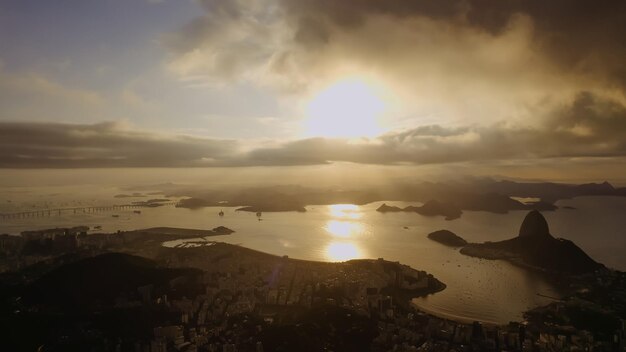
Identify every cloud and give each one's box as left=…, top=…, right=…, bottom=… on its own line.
left=164, top=0, right=626, bottom=101
left=0, top=65, right=106, bottom=122
left=157, top=0, right=626, bottom=144
left=0, top=121, right=237, bottom=168
left=291, top=0, right=626, bottom=89
left=1, top=92, right=624, bottom=168
left=240, top=92, right=626, bottom=165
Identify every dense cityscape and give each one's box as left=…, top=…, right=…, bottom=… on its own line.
left=1, top=215, right=625, bottom=351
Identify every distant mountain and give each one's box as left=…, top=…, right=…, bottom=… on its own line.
left=164, top=179, right=626, bottom=217
left=480, top=180, right=623, bottom=203
left=461, top=210, right=604, bottom=274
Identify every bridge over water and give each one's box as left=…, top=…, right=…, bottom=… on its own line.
left=0, top=202, right=178, bottom=220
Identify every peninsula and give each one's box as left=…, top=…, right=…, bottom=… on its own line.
left=460, top=210, right=604, bottom=274
left=0, top=226, right=446, bottom=351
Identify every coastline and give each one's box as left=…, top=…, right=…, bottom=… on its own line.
left=2, top=202, right=621, bottom=326
left=2, top=225, right=624, bottom=351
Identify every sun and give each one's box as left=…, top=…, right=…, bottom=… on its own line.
left=305, top=78, right=386, bottom=138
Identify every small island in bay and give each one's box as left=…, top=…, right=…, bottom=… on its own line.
left=236, top=204, right=307, bottom=213
left=176, top=197, right=221, bottom=209
left=113, top=192, right=146, bottom=198
left=460, top=210, right=604, bottom=274
left=427, top=230, right=468, bottom=247
left=377, top=200, right=462, bottom=220
left=176, top=196, right=307, bottom=212
left=167, top=179, right=626, bottom=216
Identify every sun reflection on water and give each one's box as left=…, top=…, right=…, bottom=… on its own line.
left=325, top=242, right=363, bottom=262
left=328, top=204, right=362, bottom=219
left=324, top=204, right=367, bottom=261
left=324, top=220, right=363, bottom=238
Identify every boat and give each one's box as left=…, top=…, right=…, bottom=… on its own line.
left=256, top=211, right=262, bottom=218
left=133, top=210, right=141, bottom=214
left=219, top=210, right=224, bottom=217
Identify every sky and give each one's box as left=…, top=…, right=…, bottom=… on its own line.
left=0, top=0, right=625, bottom=180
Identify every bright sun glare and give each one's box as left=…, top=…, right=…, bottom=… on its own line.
left=326, top=242, right=361, bottom=262
left=325, top=220, right=363, bottom=238
left=324, top=204, right=366, bottom=261
left=306, top=78, right=386, bottom=138
left=328, top=204, right=362, bottom=219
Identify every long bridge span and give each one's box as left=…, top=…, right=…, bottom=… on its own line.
left=0, top=202, right=178, bottom=220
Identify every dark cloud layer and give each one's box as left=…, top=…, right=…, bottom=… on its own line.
left=163, top=0, right=626, bottom=142
left=283, top=0, right=626, bottom=87
left=0, top=122, right=236, bottom=168
left=2, top=92, right=625, bottom=168
left=171, top=0, right=626, bottom=91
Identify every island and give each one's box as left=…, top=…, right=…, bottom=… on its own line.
left=427, top=230, right=468, bottom=247
left=147, top=180, right=626, bottom=219
left=175, top=197, right=221, bottom=209
left=460, top=210, right=604, bottom=274
left=236, top=204, right=307, bottom=213
left=131, top=198, right=173, bottom=207
left=377, top=200, right=462, bottom=220
left=113, top=192, right=146, bottom=198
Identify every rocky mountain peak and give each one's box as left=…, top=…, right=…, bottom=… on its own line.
left=518, top=210, right=551, bottom=238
